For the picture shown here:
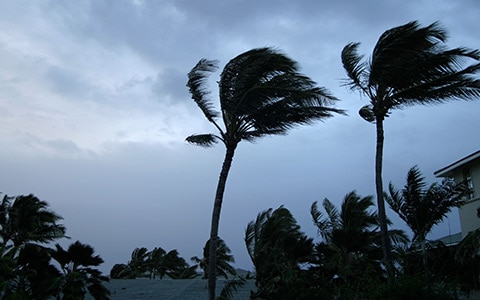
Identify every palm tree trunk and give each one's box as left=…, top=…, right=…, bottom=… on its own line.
left=375, top=117, right=394, bottom=282
left=420, top=236, right=428, bottom=274
left=208, top=144, right=237, bottom=300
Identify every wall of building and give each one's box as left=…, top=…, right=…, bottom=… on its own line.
left=452, top=160, right=480, bottom=238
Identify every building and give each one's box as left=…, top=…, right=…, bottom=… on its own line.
left=434, top=150, right=480, bottom=238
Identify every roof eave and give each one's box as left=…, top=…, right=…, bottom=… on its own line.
left=434, top=150, right=480, bottom=178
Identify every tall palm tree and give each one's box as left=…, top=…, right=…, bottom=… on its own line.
left=386, top=165, right=466, bottom=271
left=187, top=47, right=343, bottom=299
left=191, top=238, right=236, bottom=279
left=0, top=194, right=66, bottom=249
left=51, top=241, right=109, bottom=300
left=341, top=20, right=480, bottom=279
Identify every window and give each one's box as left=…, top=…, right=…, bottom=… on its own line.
left=463, top=169, right=475, bottom=200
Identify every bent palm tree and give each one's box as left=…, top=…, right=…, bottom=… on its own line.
left=245, top=206, right=314, bottom=299
left=187, top=47, right=343, bottom=299
left=341, top=21, right=480, bottom=279
left=51, top=241, right=109, bottom=300
left=126, top=247, right=149, bottom=279
left=386, top=165, right=466, bottom=271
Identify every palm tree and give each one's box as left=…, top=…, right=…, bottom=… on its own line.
left=386, top=165, right=466, bottom=271
left=187, top=47, right=343, bottom=300
left=245, top=206, right=314, bottom=299
left=0, top=194, right=66, bottom=249
left=311, top=191, right=408, bottom=293
left=126, top=247, right=149, bottom=279
left=191, top=238, right=236, bottom=279
left=341, top=20, right=480, bottom=279
left=51, top=241, right=109, bottom=300
left=109, top=263, right=130, bottom=279
left=146, top=247, right=166, bottom=279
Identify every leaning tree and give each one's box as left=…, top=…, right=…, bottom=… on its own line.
left=187, top=47, right=343, bottom=299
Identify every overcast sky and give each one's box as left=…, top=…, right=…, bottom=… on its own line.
left=1, top=0, right=479, bottom=274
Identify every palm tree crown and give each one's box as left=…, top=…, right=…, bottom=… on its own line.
left=342, top=21, right=480, bottom=117
left=187, top=47, right=343, bottom=148
left=386, top=166, right=466, bottom=246
left=0, top=194, right=66, bottom=248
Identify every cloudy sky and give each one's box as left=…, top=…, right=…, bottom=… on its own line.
left=1, top=0, right=480, bottom=274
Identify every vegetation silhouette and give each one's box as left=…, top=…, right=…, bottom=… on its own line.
left=110, top=246, right=198, bottom=280
left=341, top=20, right=480, bottom=279
left=386, top=165, right=467, bottom=272
left=0, top=193, right=109, bottom=299
left=191, top=238, right=236, bottom=279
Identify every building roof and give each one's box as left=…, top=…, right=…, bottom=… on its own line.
left=86, top=279, right=256, bottom=300
left=434, top=150, right=480, bottom=177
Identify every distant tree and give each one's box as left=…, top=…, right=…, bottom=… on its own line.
left=146, top=247, right=167, bottom=279
left=341, top=20, right=480, bottom=279
left=111, top=247, right=198, bottom=280
left=110, top=263, right=130, bottom=279
left=126, top=247, right=149, bottom=279
left=160, top=249, right=193, bottom=279
left=245, top=206, right=315, bottom=299
left=386, top=166, right=466, bottom=271
left=192, top=238, right=236, bottom=279
left=187, top=47, right=343, bottom=300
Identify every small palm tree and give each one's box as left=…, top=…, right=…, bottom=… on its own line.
left=386, top=165, right=466, bottom=271
left=187, top=47, right=343, bottom=300
left=245, top=206, right=314, bottom=299
left=146, top=247, right=166, bottom=279
left=109, top=263, right=130, bottom=279
left=311, top=191, right=408, bottom=289
left=192, top=238, right=236, bottom=279
left=341, top=21, right=480, bottom=278
left=126, top=247, right=149, bottom=279
left=51, top=241, right=109, bottom=300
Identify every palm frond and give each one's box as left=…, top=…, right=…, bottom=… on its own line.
left=217, top=276, right=247, bottom=300
left=341, top=42, right=367, bottom=92
left=323, top=198, right=340, bottom=229
left=187, top=59, right=220, bottom=122
left=185, top=134, right=221, bottom=147
left=311, top=201, right=330, bottom=241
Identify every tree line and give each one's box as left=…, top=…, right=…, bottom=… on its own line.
left=110, top=238, right=237, bottom=280
left=244, top=166, right=475, bottom=299
left=0, top=194, right=109, bottom=299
